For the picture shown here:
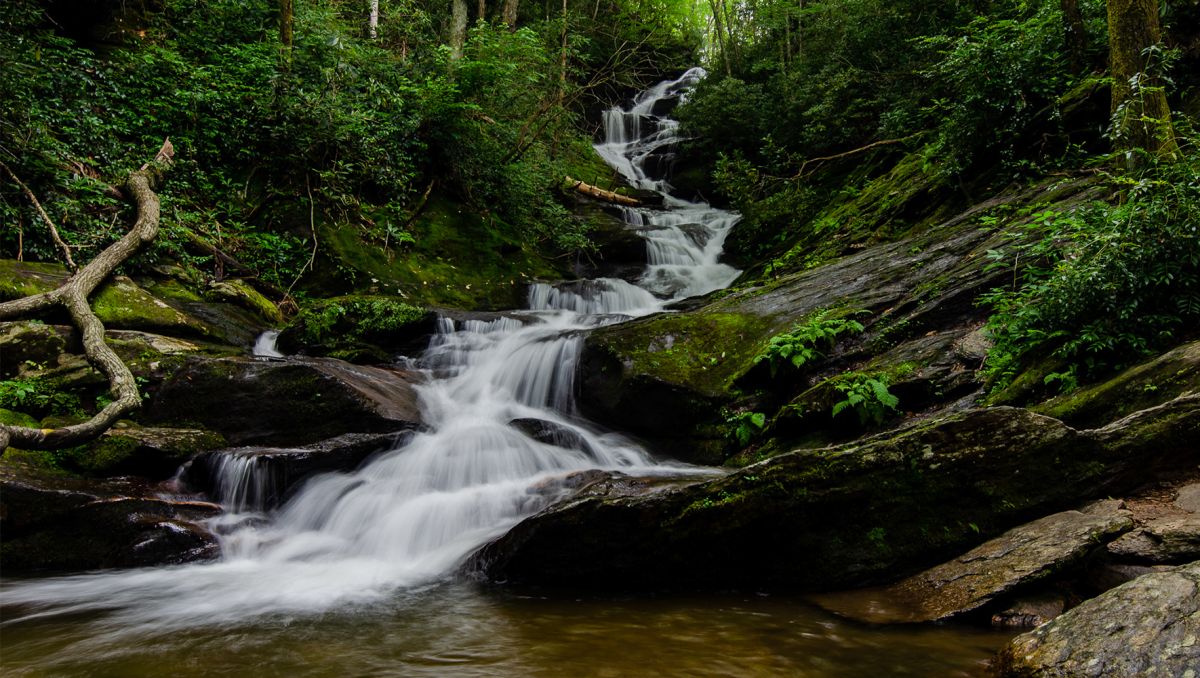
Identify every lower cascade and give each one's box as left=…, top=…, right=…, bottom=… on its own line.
left=1, top=68, right=738, bottom=631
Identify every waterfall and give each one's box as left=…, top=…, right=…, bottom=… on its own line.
left=0, top=69, right=739, bottom=632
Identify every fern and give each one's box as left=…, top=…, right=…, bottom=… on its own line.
left=754, top=310, right=865, bottom=377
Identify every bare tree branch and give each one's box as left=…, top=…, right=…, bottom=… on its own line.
left=1, top=160, right=77, bottom=271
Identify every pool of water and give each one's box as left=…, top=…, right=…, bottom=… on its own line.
left=2, top=581, right=1013, bottom=677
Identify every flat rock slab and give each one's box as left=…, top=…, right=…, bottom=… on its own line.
left=810, top=500, right=1132, bottom=623
left=1107, top=514, right=1200, bottom=564
left=994, top=561, right=1200, bottom=677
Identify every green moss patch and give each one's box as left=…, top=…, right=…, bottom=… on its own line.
left=316, top=196, right=569, bottom=310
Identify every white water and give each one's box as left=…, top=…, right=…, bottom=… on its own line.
left=1, top=69, right=740, bottom=634
left=252, top=329, right=285, bottom=358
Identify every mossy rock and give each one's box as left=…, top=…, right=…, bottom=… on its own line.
left=65, top=424, right=227, bottom=478
left=312, top=196, right=569, bottom=310
left=0, top=321, right=68, bottom=379
left=0, top=260, right=267, bottom=346
left=204, top=278, right=284, bottom=325
left=1033, top=340, right=1200, bottom=428
left=474, top=396, right=1200, bottom=591
left=277, top=294, right=436, bottom=361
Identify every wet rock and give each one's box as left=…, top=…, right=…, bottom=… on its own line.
left=510, top=418, right=596, bottom=457
left=990, top=592, right=1067, bottom=629
left=147, top=356, right=423, bottom=446
left=474, top=396, right=1199, bottom=591
left=810, top=500, right=1132, bottom=624
left=185, top=431, right=408, bottom=509
left=993, top=561, right=1200, bottom=677
left=0, top=463, right=220, bottom=572
left=1106, top=515, right=1200, bottom=564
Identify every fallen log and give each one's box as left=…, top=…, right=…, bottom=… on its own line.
left=565, top=176, right=642, bottom=207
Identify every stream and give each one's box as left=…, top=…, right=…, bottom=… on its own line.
left=0, top=68, right=1013, bottom=676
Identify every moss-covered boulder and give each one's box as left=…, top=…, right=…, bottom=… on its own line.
left=146, top=356, right=423, bottom=446
left=276, top=295, right=436, bottom=362
left=472, top=395, right=1200, bottom=591
left=0, top=462, right=220, bottom=572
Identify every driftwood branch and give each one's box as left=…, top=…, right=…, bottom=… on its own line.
left=1, top=160, right=78, bottom=271
left=0, top=139, right=174, bottom=453
left=565, top=176, right=642, bottom=207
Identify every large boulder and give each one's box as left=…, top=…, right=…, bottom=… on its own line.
left=809, top=500, right=1133, bottom=624
left=0, top=463, right=220, bottom=572
left=992, top=561, right=1200, bottom=677
left=472, top=395, right=1200, bottom=591
left=146, top=356, right=423, bottom=446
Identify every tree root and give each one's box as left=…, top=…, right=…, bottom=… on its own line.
left=0, top=139, right=174, bottom=453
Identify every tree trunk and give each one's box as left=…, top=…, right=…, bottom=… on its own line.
left=559, top=0, right=568, bottom=103
left=0, top=140, right=175, bottom=453
left=1107, top=0, right=1178, bottom=159
left=709, top=0, right=732, bottom=77
left=1061, top=0, right=1087, bottom=73
left=450, top=0, right=469, bottom=60
left=368, top=0, right=380, bottom=39
left=503, top=0, right=519, bottom=28
left=280, top=0, right=294, bottom=50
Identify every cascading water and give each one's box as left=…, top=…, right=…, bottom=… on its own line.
left=1, top=68, right=740, bottom=634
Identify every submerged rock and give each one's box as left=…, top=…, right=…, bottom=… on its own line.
left=992, top=561, right=1200, bottom=677
left=473, top=395, right=1200, bottom=591
left=147, top=356, right=423, bottom=446
left=0, top=463, right=220, bottom=572
left=809, top=500, right=1132, bottom=624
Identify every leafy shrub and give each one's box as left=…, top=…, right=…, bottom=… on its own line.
left=754, top=310, right=864, bottom=377
left=981, top=133, right=1200, bottom=391
left=830, top=372, right=900, bottom=426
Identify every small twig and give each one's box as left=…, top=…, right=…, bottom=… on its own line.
left=1, top=160, right=77, bottom=271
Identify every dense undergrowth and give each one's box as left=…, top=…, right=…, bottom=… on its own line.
left=0, top=0, right=697, bottom=304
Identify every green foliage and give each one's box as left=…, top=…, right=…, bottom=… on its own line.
left=0, top=378, right=83, bottom=418
left=725, top=410, right=767, bottom=447
left=830, top=372, right=900, bottom=426
left=753, top=310, right=864, bottom=376
left=917, top=3, right=1078, bottom=178
left=288, top=295, right=427, bottom=347
left=981, top=134, right=1200, bottom=392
